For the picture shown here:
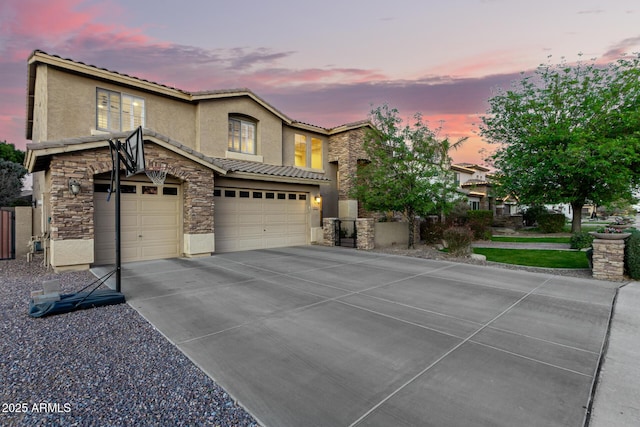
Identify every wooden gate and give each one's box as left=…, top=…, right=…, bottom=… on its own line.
left=0, top=209, right=15, bottom=260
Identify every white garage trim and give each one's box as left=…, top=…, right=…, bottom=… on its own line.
left=214, top=187, right=309, bottom=252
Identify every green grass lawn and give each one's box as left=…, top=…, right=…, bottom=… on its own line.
left=491, top=236, right=571, bottom=243
left=473, top=248, right=589, bottom=268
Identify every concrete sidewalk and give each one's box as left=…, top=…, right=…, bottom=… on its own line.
left=590, top=281, right=640, bottom=426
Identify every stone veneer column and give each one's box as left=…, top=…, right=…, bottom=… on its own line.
left=323, top=218, right=338, bottom=246
left=356, top=218, right=374, bottom=250
left=592, top=239, right=626, bottom=281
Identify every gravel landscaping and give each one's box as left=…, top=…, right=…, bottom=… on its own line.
left=0, top=257, right=260, bottom=427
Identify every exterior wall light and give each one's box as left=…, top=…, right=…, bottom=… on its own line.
left=68, top=178, right=81, bottom=196
left=314, top=194, right=322, bottom=203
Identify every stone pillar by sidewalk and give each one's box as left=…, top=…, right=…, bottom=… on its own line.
left=592, top=239, right=626, bottom=281
left=323, top=218, right=338, bottom=246
left=356, top=218, right=374, bottom=250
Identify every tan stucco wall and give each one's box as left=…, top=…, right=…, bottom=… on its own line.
left=31, top=64, right=49, bottom=143
left=184, top=233, right=215, bottom=256
left=374, top=222, right=409, bottom=248
left=197, top=97, right=283, bottom=164
left=14, top=207, right=33, bottom=258
left=41, top=67, right=196, bottom=144
left=50, top=238, right=94, bottom=271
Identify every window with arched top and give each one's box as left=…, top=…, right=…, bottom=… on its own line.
left=228, top=116, right=257, bottom=154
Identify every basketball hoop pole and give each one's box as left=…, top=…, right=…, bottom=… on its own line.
left=107, top=138, right=123, bottom=293
left=114, top=145, right=122, bottom=293
left=108, top=126, right=144, bottom=293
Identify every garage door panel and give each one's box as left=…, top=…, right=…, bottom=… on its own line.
left=286, top=213, right=306, bottom=222
left=238, top=213, right=263, bottom=224
left=264, top=236, right=288, bottom=247
left=215, top=188, right=309, bottom=253
left=94, top=182, right=180, bottom=264
left=264, top=214, right=286, bottom=225
left=237, top=226, right=264, bottom=237
left=264, top=224, right=287, bottom=235
left=263, top=203, right=286, bottom=213
left=140, top=215, right=179, bottom=227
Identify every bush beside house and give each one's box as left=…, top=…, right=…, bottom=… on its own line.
left=625, top=229, right=640, bottom=279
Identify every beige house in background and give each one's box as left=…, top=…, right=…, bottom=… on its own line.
left=24, top=50, right=370, bottom=272
left=452, top=163, right=516, bottom=216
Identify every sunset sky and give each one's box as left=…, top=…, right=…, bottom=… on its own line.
left=1, top=0, right=639, bottom=164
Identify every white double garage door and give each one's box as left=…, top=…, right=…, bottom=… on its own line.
left=94, top=182, right=309, bottom=264
left=213, top=188, right=309, bottom=253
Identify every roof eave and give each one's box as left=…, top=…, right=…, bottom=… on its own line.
left=226, top=171, right=328, bottom=185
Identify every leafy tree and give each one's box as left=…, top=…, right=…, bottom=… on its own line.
left=0, top=141, right=25, bottom=164
left=480, top=54, right=640, bottom=232
left=353, top=104, right=466, bottom=248
left=0, top=159, right=27, bottom=206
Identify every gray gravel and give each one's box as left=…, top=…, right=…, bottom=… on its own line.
left=0, top=257, right=260, bottom=427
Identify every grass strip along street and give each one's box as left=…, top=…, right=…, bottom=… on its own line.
left=473, top=248, right=589, bottom=268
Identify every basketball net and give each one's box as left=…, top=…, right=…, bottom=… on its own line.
left=145, top=164, right=168, bottom=186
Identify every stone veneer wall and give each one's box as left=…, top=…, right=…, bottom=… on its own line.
left=592, top=239, right=626, bottom=281
left=48, top=143, right=214, bottom=241
left=323, top=218, right=338, bottom=247
left=356, top=218, right=374, bottom=250
left=328, top=128, right=368, bottom=201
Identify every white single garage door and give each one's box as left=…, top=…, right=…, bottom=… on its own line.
left=214, top=188, right=309, bottom=252
left=94, top=181, right=181, bottom=264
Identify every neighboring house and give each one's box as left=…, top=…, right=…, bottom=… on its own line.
left=24, top=50, right=370, bottom=271
left=452, top=163, right=516, bottom=216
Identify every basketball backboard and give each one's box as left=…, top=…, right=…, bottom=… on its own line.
left=123, top=126, right=145, bottom=177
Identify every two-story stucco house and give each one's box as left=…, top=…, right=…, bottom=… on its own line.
left=24, top=50, right=369, bottom=272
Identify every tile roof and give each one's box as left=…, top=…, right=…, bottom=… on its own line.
left=214, top=158, right=329, bottom=181
left=26, top=129, right=329, bottom=182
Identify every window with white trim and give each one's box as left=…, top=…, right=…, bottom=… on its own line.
left=96, top=88, right=145, bottom=132
left=294, top=134, right=323, bottom=169
left=228, top=117, right=257, bottom=154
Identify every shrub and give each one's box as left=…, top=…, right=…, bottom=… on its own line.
left=523, top=205, right=548, bottom=226
left=467, top=210, right=493, bottom=240
left=570, top=231, right=594, bottom=249
left=624, top=229, right=640, bottom=279
left=421, top=218, right=448, bottom=243
left=537, top=213, right=567, bottom=233
left=443, top=226, right=474, bottom=257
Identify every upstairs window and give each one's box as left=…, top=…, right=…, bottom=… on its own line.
left=96, top=88, right=145, bottom=132
left=228, top=117, right=256, bottom=154
left=295, top=134, right=323, bottom=169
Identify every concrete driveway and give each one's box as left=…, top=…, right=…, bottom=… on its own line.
left=110, top=246, right=618, bottom=427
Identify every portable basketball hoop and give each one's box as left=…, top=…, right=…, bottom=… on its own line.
left=107, top=126, right=147, bottom=293
left=145, top=165, right=168, bottom=186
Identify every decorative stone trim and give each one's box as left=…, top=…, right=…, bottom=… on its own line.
left=356, top=218, right=374, bottom=250
left=592, top=239, right=626, bottom=281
